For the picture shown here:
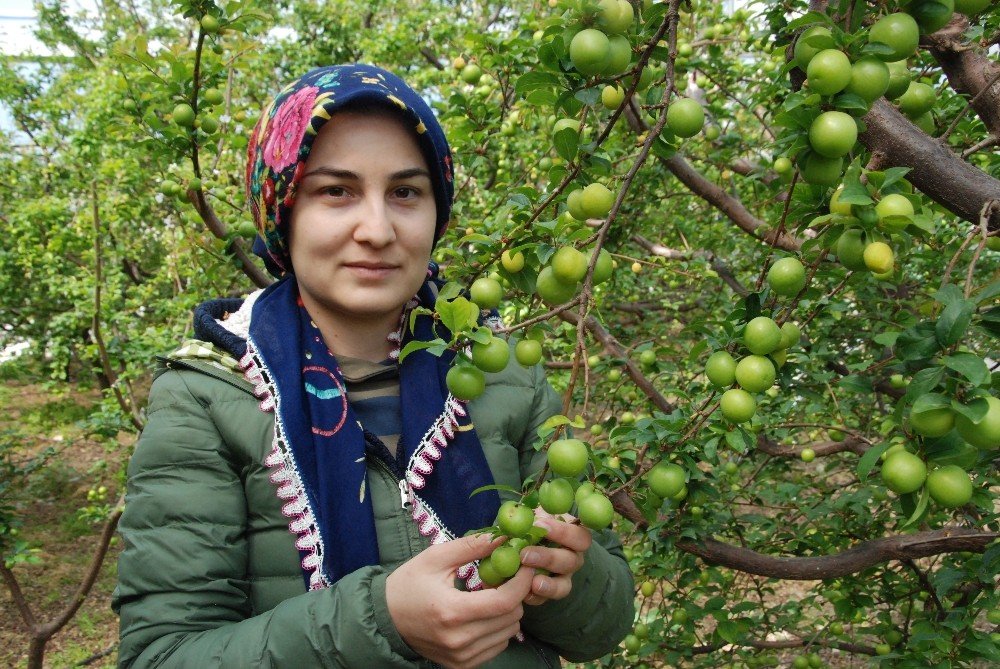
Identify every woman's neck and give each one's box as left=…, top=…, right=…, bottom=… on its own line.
left=302, top=301, right=402, bottom=363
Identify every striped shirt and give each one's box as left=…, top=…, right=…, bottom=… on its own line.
left=336, top=355, right=401, bottom=456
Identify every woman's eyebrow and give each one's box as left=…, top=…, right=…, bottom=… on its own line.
left=302, top=166, right=431, bottom=181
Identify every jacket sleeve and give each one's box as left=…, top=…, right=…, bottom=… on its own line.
left=113, top=369, right=420, bottom=669
left=515, top=363, right=635, bottom=662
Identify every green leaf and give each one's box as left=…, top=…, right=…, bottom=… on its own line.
left=897, top=323, right=941, bottom=361
left=880, top=167, right=911, bottom=190
left=838, top=176, right=873, bottom=207
left=469, top=483, right=520, bottom=498
left=725, top=429, right=752, bottom=453
left=935, top=298, right=975, bottom=346
left=934, top=283, right=964, bottom=308
left=873, top=331, right=900, bottom=346
left=975, top=279, right=1000, bottom=305
left=951, top=397, right=989, bottom=423
left=903, top=366, right=945, bottom=403
left=978, top=305, right=1000, bottom=338
left=553, top=127, right=578, bottom=162
left=785, top=11, right=834, bottom=32
left=716, top=619, right=740, bottom=643
left=398, top=339, right=446, bottom=363
left=899, top=486, right=929, bottom=530
left=857, top=441, right=890, bottom=480
left=651, top=134, right=677, bottom=160
left=942, top=353, right=990, bottom=386
left=515, top=71, right=560, bottom=96
left=831, top=92, right=868, bottom=112
left=838, top=375, right=872, bottom=393
left=860, top=42, right=896, bottom=58
left=911, top=392, right=951, bottom=415
left=437, top=296, right=478, bottom=335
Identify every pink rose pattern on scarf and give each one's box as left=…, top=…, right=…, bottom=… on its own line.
left=262, top=86, right=317, bottom=173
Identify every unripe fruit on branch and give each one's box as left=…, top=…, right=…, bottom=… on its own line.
left=720, top=388, right=756, bottom=423
left=863, top=241, right=894, bottom=274
left=793, top=26, right=833, bottom=70
left=470, top=277, right=503, bottom=309
left=539, top=477, right=575, bottom=514
left=869, top=13, right=920, bottom=61
left=809, top=111, right=858, bottom=158
left=846, top=57, right=890, bottom=102
left=578, top=492, right=614, bottom=529
left=926, top=465, right=973, bottom=508
left=646, top=462, right=686, bottom=499
left=460, top=64, right=482, bottom=84
left=666, top=98, right=705, bottom=138
left=547, top=439, right=589, bottom=477
left=767, top=257, right=806, bottom=296
left=806, top=50, right=852, bottom=96
left=735, top=355, right=776, bottom=393
left=536, top=266, right=578, bottom=305
left=743, top=316, right=783, bottom=355
left=501, top=250, right=525, bottom=273
left=705, top=350, right=737, bottom=388
left=514, top=339, right=543, bottom=367
left=779, top=322, right=801, bottom=349
left=955, top=395, right=1000, bottom=449
left=570, top=29, right=611, bottom=76
left=446, top=365, right=486, bottom=400
left=881, top=450, right=927, bottom=494
left=471, top=336, right=510, bottom=374
left=581, top=183, right=615, bottom=219
left=837, top=229, right=868, bottom=270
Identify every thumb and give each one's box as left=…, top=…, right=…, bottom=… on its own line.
left=429, top=532, right=502, bottom=569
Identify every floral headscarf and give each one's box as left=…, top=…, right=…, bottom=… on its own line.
left=245, top=64, right=455, bottom=277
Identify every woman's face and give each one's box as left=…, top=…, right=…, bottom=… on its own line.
left=288, top=110, right=437, bottom=332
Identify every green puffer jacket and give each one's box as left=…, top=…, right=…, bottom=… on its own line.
left=113, top=338, right=634, bottom=668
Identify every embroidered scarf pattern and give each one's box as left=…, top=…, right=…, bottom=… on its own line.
left=239, top=276, right=500, bottom=590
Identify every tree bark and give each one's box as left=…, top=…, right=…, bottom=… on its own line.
left=924, top=16, right=1000, bottom=136
left=676, top=527, right=998, bottom=580
left=859, top=100, right=1000, bottom=230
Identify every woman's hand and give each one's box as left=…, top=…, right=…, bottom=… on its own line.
left=385, top=533, right=534, bottom=669
left=519, top=510, right=593, bottom=606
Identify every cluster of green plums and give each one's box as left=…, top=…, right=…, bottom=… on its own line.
left=876, top=391, right=1000, bottom=508
left=478, top=437, right=615, bottom=587
left=787, top=3, right=990, bottom=189
left=705, top=315, right=801, bottom=424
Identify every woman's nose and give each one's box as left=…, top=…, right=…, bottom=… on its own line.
left=353, top=196, right=396, bottom=247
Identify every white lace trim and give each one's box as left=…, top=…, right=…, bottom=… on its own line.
left=241, top=338, right=330, bottom=591
left=399, top=395, right=484, bottom=590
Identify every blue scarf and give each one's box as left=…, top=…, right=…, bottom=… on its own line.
left=240, top=275, right=500, bottom=590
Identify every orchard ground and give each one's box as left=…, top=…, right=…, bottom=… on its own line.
left=0, top=372, right=127, bottom=669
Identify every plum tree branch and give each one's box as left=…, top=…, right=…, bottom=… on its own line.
left=674, top=528, right=999, bottom=580
left=924, top=15, right=1000, bottom=136
left=684, top=636, right=876, bottom=656
left=623, top=104, right=804, bottom=252
left=631, top=234, right=749, bottom=295
left=858, top=100, right=1000, bottom=231
left=558, top=311, right=676, bottom=416
left=756, top=435, right=869, bottom=457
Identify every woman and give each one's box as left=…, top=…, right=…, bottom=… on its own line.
left=113, top=64, right=633, bottom=669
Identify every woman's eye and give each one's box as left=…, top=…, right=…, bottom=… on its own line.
left=322, top=186, right=348, bottom=198
left=393, top=187, right=419, bottom=199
